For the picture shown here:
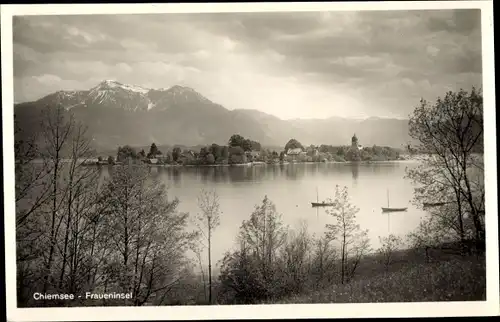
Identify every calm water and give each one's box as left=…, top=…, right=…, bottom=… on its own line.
left=98, top=161, right=426, bottom=266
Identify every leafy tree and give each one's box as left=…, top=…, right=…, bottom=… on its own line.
left=147, top=143, right=162, bottom=159
left=284, top=139, right=303, bottom=152
left=218, top=242, right=264, bottom=304
left=107, top=156, right=115, bottom=165
left=199, top=147, right=209, bottom=164
left=249, top=140, right=261, bottom=151
left=172, top=147, right=182, bottom=162
left=377, top=234, right=404, bottom=271
left=228, top=134, right=251, bottom=151
left=219, top=196, right=288, bottom=303
left=405, top=87, right=484, bottom=249
left=325, top=185, right=371, bottom=284
left=221, top=146, right=229, bottom=160
left=139, top=149, right=146, bottom=159
left=228, top=146, right=247, bottom=164
left=117, top=145, right=137, bottom=163
left=279, top=221, right=312, bottom=294
left=206, top=153, right=215, bottom=165
left=310, top=235, right=338, bottom=287
left=209, top=144, right=222, bottom=161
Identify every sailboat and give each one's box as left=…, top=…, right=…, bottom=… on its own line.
left=381, top=189, right=408, bottom=212
left=311, top=187, right=335, bottom=207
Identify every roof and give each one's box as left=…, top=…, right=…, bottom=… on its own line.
left=287, top=148, right=303, bottom=155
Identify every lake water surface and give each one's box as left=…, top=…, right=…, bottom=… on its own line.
left=109, top=161, right=427, bottom=266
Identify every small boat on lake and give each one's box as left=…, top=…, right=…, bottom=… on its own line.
left=311, top=202, right=336, bottom=207
left=381, top=207, right=408, bottom=213
left=311, top=187, right=335, bottom=207
left=381, top=189, right=408, bottom=213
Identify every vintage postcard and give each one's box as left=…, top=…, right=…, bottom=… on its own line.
left=2, top=1, right=498, bottom=321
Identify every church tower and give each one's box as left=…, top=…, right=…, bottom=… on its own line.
left=351, top=134, right=358, bottom=148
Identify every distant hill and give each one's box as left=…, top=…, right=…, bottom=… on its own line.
left=14, top=80, right=413, bottom=154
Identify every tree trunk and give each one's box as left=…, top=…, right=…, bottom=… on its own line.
left=208, top=217, right=212, bottom=305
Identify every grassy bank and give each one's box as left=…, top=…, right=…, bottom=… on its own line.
left=268, top=243, right=485, bottom=304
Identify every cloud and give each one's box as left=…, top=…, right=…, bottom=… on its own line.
left=32, top=74, right=62, bottom=85
left=12, top=9, right=483, bottom=119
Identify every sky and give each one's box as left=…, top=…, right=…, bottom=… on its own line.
left=13, top=9, right=482, bottom=120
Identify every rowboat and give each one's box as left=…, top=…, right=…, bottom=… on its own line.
left=381, top=207, right=408, bottom=212
left=311, top=202, right=336, bottom=207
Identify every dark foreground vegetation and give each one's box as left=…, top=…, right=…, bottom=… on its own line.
left=14, top=88, right=485, bottom=307
left=271, top=245, right=485, bottom=304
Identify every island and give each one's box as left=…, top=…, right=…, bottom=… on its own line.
left=82, top=134, right=407, bottom=167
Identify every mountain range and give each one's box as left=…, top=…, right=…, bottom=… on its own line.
left=14, top=80, right=413, bottom=153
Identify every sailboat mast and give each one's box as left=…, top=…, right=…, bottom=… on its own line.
left=317, top=187, right=319, bottom=203
left=387, top=189, right=389, bottom=207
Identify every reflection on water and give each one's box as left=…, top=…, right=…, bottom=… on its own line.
left=154, top=162, right=391, bottom=185
left=98, top=161, right=425, bottom=265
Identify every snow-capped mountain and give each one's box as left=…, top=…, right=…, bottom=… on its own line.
left=32, top=80, right=215, bottom=113
left=14, top=79, right=413, bottom=152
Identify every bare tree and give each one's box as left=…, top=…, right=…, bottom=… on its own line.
left=191, top=243, right=208, bottom=303
left=101, top=165, right=196, bottom=306
left=15, top=104, right=107, bottom=307
left=406, top=87, right=484, bottom=250
left=194, top=189, right=221, bottom=304
left=325, top=185, right=371, bottom=284
left=15, top=114, right=53, bottom=228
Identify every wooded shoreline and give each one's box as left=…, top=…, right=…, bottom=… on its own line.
left=78, top=159, right=416, bottom=168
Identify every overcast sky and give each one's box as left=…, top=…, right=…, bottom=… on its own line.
left=13, top=9, right=482, bottom=120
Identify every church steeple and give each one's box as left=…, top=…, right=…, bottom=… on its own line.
left=351, top=133, right=358, bottom=147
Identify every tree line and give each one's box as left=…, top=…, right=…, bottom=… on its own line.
left=14, top=87, right=485, bottom=306
left=94, top=137, right=402, bottom=167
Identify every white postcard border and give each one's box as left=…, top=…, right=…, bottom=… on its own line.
left=2, top=1, right=497, bottom=321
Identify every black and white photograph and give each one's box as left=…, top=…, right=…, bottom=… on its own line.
left=2, top=1, right=498, bottom=321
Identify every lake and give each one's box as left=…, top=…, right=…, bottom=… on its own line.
left=99, top=161, right=427, bottom=267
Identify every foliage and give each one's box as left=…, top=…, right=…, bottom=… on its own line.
left=284, top=139, right=304, bottom=152
left=325, top=185, right=371, bottom=284
left=274, top=254, right=485, bottom=303
left=218, top=196, right=288, bottom=303
left=228, top=134, right=258, bottom=152
left=405, top=87, right=484, bottom=248
left=377, top=234, right=404, bottom=271
left=15, top=105, right=197, bottom=307
left=147, top=142, right=162, bottom=159
left=117, top=145, right=138, bottom=163
left=172, top=147, right=182, bottom=162
left=345, top=147, right=361, bottom=162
